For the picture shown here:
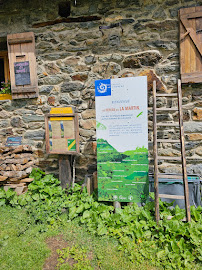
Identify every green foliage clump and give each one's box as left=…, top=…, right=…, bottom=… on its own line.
left=56, top=245, right=93, bottom=270
left=0, top=168, right=201, bottom=270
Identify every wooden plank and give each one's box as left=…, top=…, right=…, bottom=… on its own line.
left=157, top=156, right=181, bottom=160
left=186, top=11, right=202, bottom=19
left=181, top=71, right=202, bottom=83
left=156, top=93, right=177, bottom=97
left=180, top=8, right=186, bottom=75
left=189, top=8, right=196, bottom=73
left=156, top=108, right=178, bottom=111
left=59, top=155, right=72, bottom=189
left=159, top=194, right=185, bottom=199
left=177, top=80, right=191, bottom=222
left=153, top=81, right=159, bottom=224
left=157, top=123, right=179, bottom=127
left=158, top=174, right=183, bottom=179
left=12, top=87, right=37, bottom=93
left=157, top=139, right=180, bottom=143
left=7, top=38, right=33, bottom=45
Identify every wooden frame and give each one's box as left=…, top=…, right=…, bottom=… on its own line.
left=45, top=113, right=79, bottom=155
left=0, top=51, right=10, bottom=83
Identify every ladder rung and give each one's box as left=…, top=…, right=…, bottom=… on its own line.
left=156, top=93, right=178, bottom=97
left=157, top=156, right=181, bottom=160
left=157, top=139, right=180, bottom=143
left=159, top=194, right=185, bottom=199
left=156, top=107, right=178, bottom=111
left=166, top=216, right=187, bottom=221
left=158, top=174, right=183, bottom=179
left=157, top=123, right=179, bottom=127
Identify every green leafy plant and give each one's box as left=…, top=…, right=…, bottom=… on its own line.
left=56, top=245, right=93, bottom=270
left=0, top=81, right=11, bottom=94
left=0, top=168, right=201, bottom=270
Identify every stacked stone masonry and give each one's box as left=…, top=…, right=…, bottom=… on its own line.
left=0, top=0, right=201, bottom=179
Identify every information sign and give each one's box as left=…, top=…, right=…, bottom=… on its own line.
left=6, top=136, right=22, bottom=146
left=45, top=107, right=79, bottom=155
left=14, top=61, right=31, bottom=86
left=95, top=77, right=149, bottom=203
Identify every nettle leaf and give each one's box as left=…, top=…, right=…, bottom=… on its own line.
left=76, top=204, right=84, bottom=214
left=97, top=224, right=107, bottom=235
left=83, top=210, right=91, bottom=219
left=0, top=199, right=6, bottom=206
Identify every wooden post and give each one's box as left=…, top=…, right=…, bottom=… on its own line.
left=59, top=155, right=72, bottom=189
left=153, top=80, right=160, bottom=224
left=177, top=80, right=191, bottom=222
left=113, top=201, right=121, bottom=212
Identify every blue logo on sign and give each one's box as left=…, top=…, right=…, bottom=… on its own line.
left=95, top=79, right=111, bottom=96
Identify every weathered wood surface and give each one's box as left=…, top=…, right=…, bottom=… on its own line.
left=0, top=145, right=37, bottom=194
left=179, top=6, right=202, bottom=83
left=7, top=32, right=38, bottom=99
left=59, top=155, right=72, bottom=189
left=177, top=80, right=191, bottom=222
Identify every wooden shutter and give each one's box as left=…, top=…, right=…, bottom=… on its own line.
left=179, top=6, right=202, bottom=83
left=7, top=32, right=38, bottom=99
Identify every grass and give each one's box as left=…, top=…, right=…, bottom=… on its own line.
left=0, top=206, right=157, bottom=270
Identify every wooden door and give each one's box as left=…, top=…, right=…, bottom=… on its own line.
left=179, top=6, right=202, bottom=83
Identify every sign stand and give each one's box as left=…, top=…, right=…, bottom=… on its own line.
left=45, top=107, right=79, bottom=189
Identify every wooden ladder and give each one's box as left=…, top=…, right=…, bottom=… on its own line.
left=153, top=79, right=191, bottom=223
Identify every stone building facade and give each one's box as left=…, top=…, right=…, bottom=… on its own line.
left=0, top=0, right=201, bottom=180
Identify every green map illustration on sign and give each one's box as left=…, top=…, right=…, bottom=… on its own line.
left=95, top=76, right=149, bottom=203
left=97, top=139, right=149, bottom=203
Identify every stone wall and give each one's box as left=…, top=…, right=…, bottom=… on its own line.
left=0, top=0, right=201, bottom=179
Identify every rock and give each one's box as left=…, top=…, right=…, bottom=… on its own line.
left=193, top=108, right=202, bottom=121
left=24, top=130, right=45, bottom=140
left=79, top=129, right=95, bottom=138
left=39, top=86, right=54, bottom=94
left=61, top=82, right=84, bottom=93
left=44, top=63, right=60, bottom=75
left=123, top=50, right=162, bottom=68
left=0, top=120, right=9, bottom=128
left=59, top=94, right=71, bottom=105
left=71, top=74, right=88, bottom=82
left=42, top=75, right=63, bottom=85
left=0, top=128, right=13, bottom=136
left=81, top=109, right=96, bottom=119
left=184, top=122, right=202, bottom=133
left=187, top=133, right=202, bottom=141
left=80, top=119, right=96, bottom=130
left=47, top=96, right=56, bottom=106
left=146, top=20, right=178, bottom=31
left=139, top=70, right=167, bottom=92
left=10, top=117, right=25, bottom=128
left=85, top=55, right=96, bottom=65
left=27, top=123, right=43, bottom=130
left=147, top=40, right=177, bottom=50
left=22, top=114, right=44, bottom=123
left=187, top=164, right=202, bottom=177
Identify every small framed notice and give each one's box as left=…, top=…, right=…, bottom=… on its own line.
left=45, top=107, right=79, bottom=155
left=6, top=136, right=22, bottom=146
left=14, top=61, right=31, bottom=86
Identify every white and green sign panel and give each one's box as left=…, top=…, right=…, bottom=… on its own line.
left=95, top=76, right=149, bottom=203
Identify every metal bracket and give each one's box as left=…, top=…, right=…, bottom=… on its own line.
left=99, top=22, right=123, bottom=36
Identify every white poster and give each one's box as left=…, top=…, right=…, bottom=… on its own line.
left=95, top=76, right=149, bottom=203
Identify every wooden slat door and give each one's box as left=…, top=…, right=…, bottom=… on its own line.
left=7, top=32, right=38, bottom=99
left=179, top=6, right=202, bottom=83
